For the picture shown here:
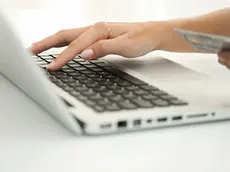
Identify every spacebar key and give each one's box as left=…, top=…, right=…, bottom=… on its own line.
left=103, top=67, right=146, bottom=85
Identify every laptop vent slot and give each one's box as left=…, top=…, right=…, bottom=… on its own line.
left=187, top=113, right=208, bottom=119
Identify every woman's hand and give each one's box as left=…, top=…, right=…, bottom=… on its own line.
left=30, top=21, right=164, bottom=71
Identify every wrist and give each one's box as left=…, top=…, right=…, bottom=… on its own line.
left=148, top=19, right=198, bottom=53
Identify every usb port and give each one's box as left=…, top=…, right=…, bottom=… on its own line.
left=172, top=116, right=182, bottom=121
left=117, top=121, right=127, bottom=128
left=100, top=123, right=111, bottom=129
left=133, top=119, right=141, bottom=126
left=157, top=117, right=167, bottom=122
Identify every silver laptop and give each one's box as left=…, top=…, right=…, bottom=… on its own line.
left=1, top=11, right=230, bottom=136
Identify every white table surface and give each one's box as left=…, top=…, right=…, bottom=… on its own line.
left=1, top=1, right=230, bottom=172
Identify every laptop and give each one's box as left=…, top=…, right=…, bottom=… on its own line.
left=1, top=11, right=230, bottom=136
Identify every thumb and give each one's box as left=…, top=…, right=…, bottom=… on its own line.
left=79, top=38, right=124, bottom=60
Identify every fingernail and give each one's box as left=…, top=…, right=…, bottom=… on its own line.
left=47, top=61, right=56, bottom=69
left=80, top=49, right=94, bottom=60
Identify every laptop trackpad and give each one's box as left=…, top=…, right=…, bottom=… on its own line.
left=104, top=55, right=230, bottom=106
left=105, top=55, right=209, bottom=82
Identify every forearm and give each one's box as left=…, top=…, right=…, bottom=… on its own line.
left=157, top=8, right=230, bottom=52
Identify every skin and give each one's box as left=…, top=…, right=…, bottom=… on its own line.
left=30, top=7, right=230, bottom=71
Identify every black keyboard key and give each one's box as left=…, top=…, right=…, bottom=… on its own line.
left=92, top=77, right=106, bottom=82
left=83, top=64, right=98, bottom=68
left=134, top=89, right=149, bottom=95
left=101, top=90, right=116, bottom=97
left=90, top=93, right=103, bottom=100
left=132, top=98, right=153, bottom=108
left=118, top=100, right=137, bottom=109
left=67, top=72, right=82, bottom=77
left=97, top=71, right=110, bottom=75
left=103, top=67, right=146, bottom=85
left=75, top=67, right=88, bottom=71
left=114, top=87, right=128, bottom=94
left=80, top=79, right=94, bottom=84
left=80, top=70, right=95, bottom=74
left=77, top=95, right=88, bottom=101
left=61, top=65, right=71, bottom=69
left=81, top=89, right=96, bottom=96
left=161, top=95, right=177, bottom=100
left=98, top=98, right=111, bottom=105
left=61, top=78, right=74, bottom=83
left=75, top=86, right=89, bottom=92
left=85, top=82, right=101, bottom=88
left=90, top=59, right=103, bottom=63
left=95, top=62, right=111, bottom=67
left=142, top=94, right=158, bottom=100
left=55, top=80, right=65, bottom=87
left=62, top=77, right=76, bottom=83
left=56, top=74, right=69, bottom=80
left=84, top=100, right=97, bottom=106
left=93, top=86, right=108, bottom=92
left=63, top=85, right=74, bottom=92
left=93, top=105, right=105, bottom=112
left=106, top=74, right=119, bottom=79
left=67, top=82, right=82, bottom=87
left=117, top=81, right=132, bottom=87
left=152, top=99, right=170, bottom=107
left=126, top=85, right=139, bottom=91
left=70, top=90, right=81, bottom=97
left=68, top=63, right=82, bottom=68
left=73, top=58, right=85, bottom=62
left=106, top=84, right=120, bottom=90
left=104, top=103, right=121, bottom=111
left=169, top=99, right=187, bottom=106
left=73, top=75, right=88, bottom=81
left=91, top=67, right=104, bottom=72
left=140, top=85, right=158, bottom=91
left=86, top=74, right=102, bottom=78
left=78, top=61, right=91, bottom=65
left=47, top=75, right=56, bottom=82
left=151, top=90, right=168, bottom=96
left=110, top=95, right=123, bottom=102
left=62, top=68, right=76, bottom=72
left=123, top=92, right=138, bottom=99
left=99, top=80, right=114, bottom=86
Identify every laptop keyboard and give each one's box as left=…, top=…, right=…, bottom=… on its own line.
left=33, top=54, right=188, bottom=112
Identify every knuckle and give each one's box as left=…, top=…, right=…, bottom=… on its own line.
left=93, top=22, right=110, bottom=39
left=93, top=21, right=108, bottom=29
left=56, top=29, right=68, bottom=36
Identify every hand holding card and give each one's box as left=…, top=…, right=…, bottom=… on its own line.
left=174, top=28, right=230, bottom=54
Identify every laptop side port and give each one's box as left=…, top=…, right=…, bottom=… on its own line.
left=133, top=119, right=141, bottom=127
left=172, top=116, right=183, bottom=121
left=146, top=119, right=152, bottom=124
left=157, top=117, right=167, bottom=123
left=117, top=121, right=127, bottom=129
left=100, top=123, right=112, bottom=129
left=187, top=113, right=208, bottom=119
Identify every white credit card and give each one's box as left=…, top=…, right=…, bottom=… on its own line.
left=174, top=28, right=230, bottom=53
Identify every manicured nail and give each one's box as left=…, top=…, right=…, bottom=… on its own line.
left=80, top=49, right=94, bottom=60
left=47, top=61, right=56, bottom=69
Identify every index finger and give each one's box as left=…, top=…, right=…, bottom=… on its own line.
left=30, top=27, right=89, bottom=54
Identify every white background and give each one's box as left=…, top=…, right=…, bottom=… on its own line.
left=0, top=1, right=230, bottom=172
